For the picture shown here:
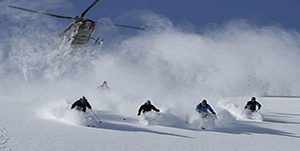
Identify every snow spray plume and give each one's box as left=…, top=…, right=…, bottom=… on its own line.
left=86, top=12, right=300, bottom=118
left=1, top=6, right=300, bottom=117
left=0, top=0, right=95, bottom=96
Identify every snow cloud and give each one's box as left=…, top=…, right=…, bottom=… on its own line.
left=1, top=6, right=300, bottom=117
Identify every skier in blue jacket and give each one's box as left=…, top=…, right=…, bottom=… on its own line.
left=195, top=99, right=216, bottom=118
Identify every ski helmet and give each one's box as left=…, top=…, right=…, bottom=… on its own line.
left=202, top=99, right=207, bottom=103
left=146, top=100, right=151, bottom=104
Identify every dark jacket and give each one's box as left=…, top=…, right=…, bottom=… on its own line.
left=245, top=100, right=261, bottom=111
left=71, top=98, right=92, bottom=112
left=138, top=103, right=159, bottom=115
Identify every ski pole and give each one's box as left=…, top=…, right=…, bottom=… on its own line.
left=90, top=109, right=102, bottom=123
left=214, top=115, right=223, bottom=127
left=239, top=109, right=246, bottom=118
left=123, top=116, right=135, bottom=120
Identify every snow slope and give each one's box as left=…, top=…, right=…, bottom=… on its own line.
left=0, top=96, right=299, bottom=151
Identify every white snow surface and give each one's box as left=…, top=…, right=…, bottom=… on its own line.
left=0, top=96, right=299, bottom=151
left=1, top=1, right=300, bottom=150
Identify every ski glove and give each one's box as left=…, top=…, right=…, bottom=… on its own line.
left=212, top=112, right=216, bottom=115
left=137, top=113, right=140, bottom=116
left=198, top=110, right=201, bottom=113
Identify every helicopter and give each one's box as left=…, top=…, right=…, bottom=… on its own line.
left=8, top=0, right=146, bottom=53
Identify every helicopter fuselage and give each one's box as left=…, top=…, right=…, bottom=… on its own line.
left=68, top=18, right=96, bottom=46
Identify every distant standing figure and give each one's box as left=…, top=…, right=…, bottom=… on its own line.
left=137, top=100, right=160, bottom=116
left=195, top=99, right=216, bottom=118
left=97, top=81, right=109, bottom=89
left=244, top=97, right=261, bottom=112
left=71, top=96, right=92, bottom=112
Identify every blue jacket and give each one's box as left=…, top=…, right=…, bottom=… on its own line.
left=196, top=103, right=215, bottom=113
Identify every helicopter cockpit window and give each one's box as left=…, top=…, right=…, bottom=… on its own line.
left=78, top=21, right=95, bottom=31
left=79, top=24, right=86, bottom=30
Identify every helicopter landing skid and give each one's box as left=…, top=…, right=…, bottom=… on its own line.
left=90, top=37, right=103, bottom=56
left=58, top=36, right=103, bottom=57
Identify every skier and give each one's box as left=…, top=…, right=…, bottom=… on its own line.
left=137, top=100, right=160, bottom=116
left=97, top=81, right=109, bottom=89
left=244, top=97, right=261, bottom=112
left=71, top=96, right=92, bottom=112
left=195, top=99, right=216, bottom=118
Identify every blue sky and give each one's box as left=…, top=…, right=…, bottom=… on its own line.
left=3, top=0, right=300, bottom=34
left=73, top=0, right=300, bottom=32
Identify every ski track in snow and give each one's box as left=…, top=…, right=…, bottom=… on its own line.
left=34, top=96, right=300, bottom=139
left=1, top=96, right=299, bottom=151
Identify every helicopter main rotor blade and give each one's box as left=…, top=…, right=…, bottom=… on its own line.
left=95, top=21, right=146, bottom=30
left=58, top=23, right=73, bottom=37
left=80, top=0, right=101, bottom=17
left=8, top=5, right=75, bottom=20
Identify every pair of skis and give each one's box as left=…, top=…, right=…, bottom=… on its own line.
left=186, top=114, right=223, bottom=130
left=199, top=115, right=223, bottom=130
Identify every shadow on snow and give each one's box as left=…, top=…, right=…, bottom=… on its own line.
left=79, top=109, right=300, bottom=139
left=88, top=110, right=194, bottom=139
left=212, top=120, right=300, bottom=139
left=212, top=111, right=300, bottom=139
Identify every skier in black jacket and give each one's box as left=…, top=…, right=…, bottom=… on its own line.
left=244, top=97, right=261, bottom=112
left=71, top=96, right=92, bottom=112
left=137, top=100, right=160, bottom=116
